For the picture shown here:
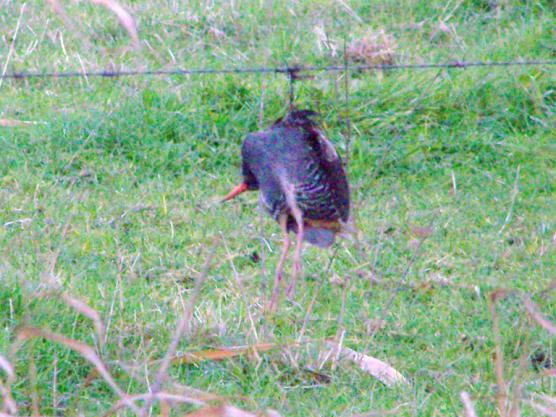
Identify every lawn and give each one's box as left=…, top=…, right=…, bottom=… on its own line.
left=0, top=0, right=555, bottom=415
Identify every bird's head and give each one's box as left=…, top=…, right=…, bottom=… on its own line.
left=222, top=161, right=258, bottom=202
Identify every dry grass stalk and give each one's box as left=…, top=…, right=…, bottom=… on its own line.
left=0, top=3, right=25, bottom=90
left=0, top=382, right=18, bottom=416
left=335, top=276, right=351, bottom=340
left=104, top=392, right=207, bottom=417
left=536, top=395, right=556, bottom=408
left=498, top=166, right=521, bottom=235
left=335, top=0, right=363, bottom=23
left=90, top=0, right=139, bottom=46
left=17, top=327, right=141, bottom=415
left=220, top=234, right=260, bottom=345
left=160, top=398, right=170, bottom=417
left=347, top=30, right=396, bottom=67
left=508, top=352, right=529, bottom=417
left=313, top=24, right=337, bottom=57
left=294, top=248, right=338, bottom=363
left=172, top=384, right=224, bottom=403
left=0, top=119, right=45, bottom=127
left=539, top=279, right=556, bottom=299
left=489, top=291, right=508, bottom=417
left=369, top=232, right=430, bottom=341
left=523, top=297, right=556, bottom=335
left=530, top=395, right=556, bottom=417
left=61, top=292, right=106, bottom=346
left=48, top=197, right=81, bottom=273
left=0, top=353, right=17, bottom=415
left=40, top=273, right=106, bottom=347
left=141, top=238, right=219, bottom=416
left=324, top=341, right=407, bottom=387
left=52, top=356, right=58, bottom=413
left=0, top=355, right=14, bottom=381
left=29, top=357, right=39, bottom=417
left=460, top=391, right=478, bottom=417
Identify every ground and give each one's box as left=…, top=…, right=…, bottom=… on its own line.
left=0, top=0, right=555, bottom=416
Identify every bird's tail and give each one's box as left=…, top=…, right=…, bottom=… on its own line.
left=304, top=226, right=337, bottom=248
left=303, top=220, right=358, bottom=248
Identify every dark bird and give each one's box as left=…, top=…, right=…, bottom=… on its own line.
left=224, top=110, right=351, bottom=311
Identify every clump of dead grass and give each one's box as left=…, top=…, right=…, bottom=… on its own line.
left=347, top=29, right=397, bottom=67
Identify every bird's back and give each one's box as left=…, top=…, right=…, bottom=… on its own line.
left=242, top=110, right=350, bottom=232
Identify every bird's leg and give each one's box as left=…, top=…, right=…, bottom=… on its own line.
left=269, top=214, right=290, bottom=313
left=286, top=205, right=304, bottom=299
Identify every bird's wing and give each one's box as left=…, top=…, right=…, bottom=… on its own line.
left=310, top=128, right=351, bottom=223
left=315, top=130, right=339, bottom=162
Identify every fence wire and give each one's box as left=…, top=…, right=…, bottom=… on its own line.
left=1, top=59, right=555, bottom=80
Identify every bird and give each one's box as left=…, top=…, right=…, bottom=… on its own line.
left=223, top=109, right=351, bottom=311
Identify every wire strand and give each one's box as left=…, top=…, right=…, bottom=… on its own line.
left=1, top=59, right=555, bottom=80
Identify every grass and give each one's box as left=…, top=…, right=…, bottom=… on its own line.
left=0, top=0, right=555, bottom=415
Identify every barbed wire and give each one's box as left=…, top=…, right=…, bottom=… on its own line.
left=1, top=59, right=555, bottom=80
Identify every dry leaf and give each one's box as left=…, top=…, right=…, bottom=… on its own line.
left=90, top=0, right=139, bottom=45
left=324, top=342, right=407, bottom=387
left=524, top=297, right=556, bottom=335
left=172, top=343, right=276, bottom=364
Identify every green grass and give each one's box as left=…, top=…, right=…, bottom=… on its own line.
left=0, top=0, right=555, bottom=415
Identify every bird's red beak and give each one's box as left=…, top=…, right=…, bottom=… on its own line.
left=222, top=182, right=249, bottom=202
